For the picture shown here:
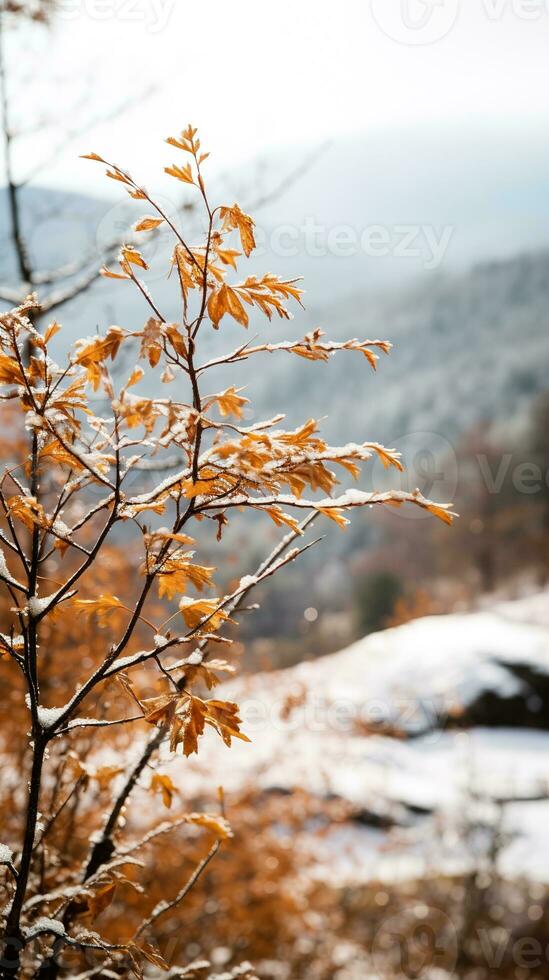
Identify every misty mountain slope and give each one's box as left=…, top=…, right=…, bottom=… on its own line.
left=2, top=186, right=548, bottom=452
left=240, top=249, right=549, bottom=446
left=0, top=186, right=107, bottom=282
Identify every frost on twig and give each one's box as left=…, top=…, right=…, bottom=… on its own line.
left=0, top=125, right=454, bottom=976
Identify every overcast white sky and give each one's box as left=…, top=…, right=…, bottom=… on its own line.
left=3, top=0, right=549, bottom=198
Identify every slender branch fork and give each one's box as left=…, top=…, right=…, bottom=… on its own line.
left=0, top=166, right=318, bottom=977
left=0, top=123, right=454, bottom=978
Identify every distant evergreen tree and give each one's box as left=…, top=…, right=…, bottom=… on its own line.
left=355, top=572, right=403, bottom=635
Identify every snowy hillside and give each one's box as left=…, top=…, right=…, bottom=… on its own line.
left=175, top=593, right=549, bottom=884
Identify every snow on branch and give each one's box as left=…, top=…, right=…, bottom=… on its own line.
left=0, top=124, right=455, bottom=975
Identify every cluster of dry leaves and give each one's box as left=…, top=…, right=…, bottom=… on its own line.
left=0, top=126, right=454, bottom=978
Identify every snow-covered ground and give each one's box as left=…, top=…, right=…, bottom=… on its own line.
left=171, top=592, right=549, bottom=885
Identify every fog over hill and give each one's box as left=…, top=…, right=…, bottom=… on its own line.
left=258, top=248, right=549, bottom=446
left=2, top=121, right=549, bottom=474
left=2, top=217, right=549, bottom=461
left=253, top=120, right=549, bottom=299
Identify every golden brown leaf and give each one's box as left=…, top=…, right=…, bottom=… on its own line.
left=157, top=556, right=215, bottom=600
left=139, top=317, right=163, bottom=368
left=165, top=162, right=194, bottom=185
left=100, top=266, right=130, bottom=281
left=172, top=696, right=207, bottom=756
left=73, top=594, right=125, bottom=627
left=43, top=321, right=61, bottom=344
left=94, top=765, right=125, bottom=790
left=7, top=495, right=48, bottom=531
left=0, top=353, right=25, bottom=386
left=121, top=245, right=148, bottom=270
left=86, top=881, right=117, bottom=920
left=149, top=773, right=177, bottom=809
left=134, top=216, right=164, bottom=232
left=220, top=204, right=256, bottom=256
left=204, top=699, right=250, bottom=747
left=187, top=811, right=233, bottom=839
left=315, top=506, right=350, bottom=529
left=178, top=597, right=231, bottom=632
left=208, top=386, right=249, bottom=419
left=74, top=326, right=125, bottom=390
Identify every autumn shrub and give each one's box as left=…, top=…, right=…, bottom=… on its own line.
left=0, top=125, right=454, bottom=978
